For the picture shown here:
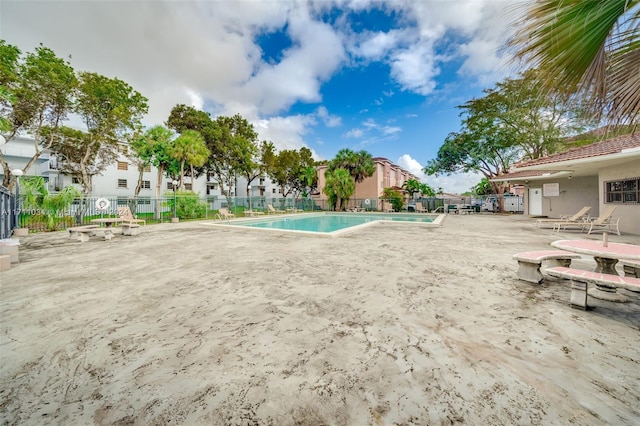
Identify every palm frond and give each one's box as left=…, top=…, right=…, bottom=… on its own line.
left=510, top=0, right=640, bottom=125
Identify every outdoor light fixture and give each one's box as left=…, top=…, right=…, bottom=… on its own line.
left=172, top=179, right=178, bottom=220
left=11, top=169, right=24, bottom=230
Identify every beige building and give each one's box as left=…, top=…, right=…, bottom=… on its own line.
left=314, top=157, right=419, bottom=210
left=495, top=133, right=640, bottom=235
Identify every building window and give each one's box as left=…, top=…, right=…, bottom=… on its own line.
left=185, top=183, right=192, bottom=191
left=143, top=165, right=151, bottom=172
left=137, top=197, right=151, bottom=205
left=272, top=188, right=276, bottom=194
left=117, top=161, right=128, bottom=171
left=118, top=144, right=128, bottom=155
left=605, top=177, right=639, bottom=204
left=142, top=180, right=151, bottom=189
left=118, top=179, right=127, bottom=188
left=117, top=197, right=128, bottom=206
left=72, top=177, right=80, bottom=184
left=259, top=178, right=265, bottom=185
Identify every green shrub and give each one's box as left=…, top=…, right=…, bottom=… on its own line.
left=165, top=191, right=207, bottom=219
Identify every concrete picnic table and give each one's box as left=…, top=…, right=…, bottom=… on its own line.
left=551, top=238, right=640, bottom=302
left=90, top=218, right=124, bottom=240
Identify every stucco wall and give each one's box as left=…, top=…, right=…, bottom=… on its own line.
left=525, top=176, right=599, bottom=219
left=599, top=159, right=640, bottom=235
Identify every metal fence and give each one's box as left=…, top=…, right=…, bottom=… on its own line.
left=8, top=193, right=523, bottom=234
left=0, top=186, right=15, bottom=239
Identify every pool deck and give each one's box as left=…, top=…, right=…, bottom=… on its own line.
left=2, top=214, right=639, bottom=424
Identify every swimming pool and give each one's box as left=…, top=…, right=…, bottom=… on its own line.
left=214, top=212, right=444, bottom=236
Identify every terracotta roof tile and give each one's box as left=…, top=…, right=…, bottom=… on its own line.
left=514, top=133, right=640, bottom=168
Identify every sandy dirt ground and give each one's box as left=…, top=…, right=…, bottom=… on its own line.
left=1, top=213, right=639, bottom=425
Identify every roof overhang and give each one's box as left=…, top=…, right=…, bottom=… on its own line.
left=511, top=150, right=640, bottom=178
left=491, top=170, right=573, bottom=183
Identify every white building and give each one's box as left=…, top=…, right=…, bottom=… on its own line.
left=1, top=136, right=290, bottom=209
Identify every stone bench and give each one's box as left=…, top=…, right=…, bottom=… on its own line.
left=0, top=254, right=11, bottom=272
left=68, top=225, right=114, bottom=242
left=122, top=223, right=141, bottom=236
left=0, top=239, right=20, bottom=264
left=513, top=250, right=580, bottom=284
left=620, top=260, right=640, bottom=278
left=546, top=266, right=640, bottom=310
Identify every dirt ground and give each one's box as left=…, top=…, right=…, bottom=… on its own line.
left=1, top=214, right=639, bottom=425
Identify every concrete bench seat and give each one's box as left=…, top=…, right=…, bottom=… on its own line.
left=513, top=250, right=581, bottom=283
left=68, top=225, right=114, bottom=242
left=620, top=260, right=640, bottom=278
left=546, top=266, right=640, bottom=310
left=0, top=254, right=11, bottom=272
left=0, top=239, right=20, bottom=264
left=68, top=225, right=99, bottom=241
left=121, top=223, right=141, bottom=236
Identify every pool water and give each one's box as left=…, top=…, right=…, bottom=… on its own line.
left=224, top=213, right=440, bottom=236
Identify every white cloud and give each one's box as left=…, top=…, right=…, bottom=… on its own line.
left=1, top=0, right=521, bottom=165
left=316, top=106, right=342, bottom=127
left=345, top=128, right=364, bottom=138
left=353, top=29, right=405, bottom=60
left=389, top=41, right=439, bottom=96
left=381, top=125, right=401, bottom=135
left=397, top=154, right=482, bottom=194
left=186, top=90, right=204, bottom=111
left=253, top=114, right=317, bottom=153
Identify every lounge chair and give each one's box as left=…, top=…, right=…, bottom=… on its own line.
left=535, top=206, right=591, bottom=228
left=554, top=205, right=617, bottom=233
left=217, top=208, right=235, bottom=221
left=117, top=206, right=146, bottom=226
left=382, top=201, right=394, bottom=212
left=267, top=204, right=286, bottom=214
left=587, top=206, right=620, bottom=235
left=415, top=203, right=428, bottom=213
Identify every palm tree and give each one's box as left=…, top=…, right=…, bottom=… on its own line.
left=168, top=129, right=210, bottom=190
left=21, top=176, right=80, bottom=231
left=402, top=179, right=421, bottom=201
left=510, top=0, right=640, bottom=125
left=323, top=168, right=354, bottom=211
left=329, top=149, right=375, bottom=208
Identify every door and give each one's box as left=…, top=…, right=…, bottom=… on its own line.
left=528, top=188, right=542, bottom=216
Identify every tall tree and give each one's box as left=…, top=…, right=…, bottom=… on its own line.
left=268, top=147, right=315, bottom=200
left=402, top=179, right=421, bottom=200
left=301, top=165, right=318, bottom=197
left=167, top=106, right=261, bottom=207
left=323, top=168, right=354, bottom=211
left=131, top=125, right=178, bottom=219
left=212, top=114, right=260, bottom=206
left=425, top=69, right=591, bottom=209
left=241, top=140, right=276, bottom=199
left=465, top=69, right=592, bottom=161
left=418, top=182, right=435, bottom=197
left=510, top=0, right=640, bottom=125
left=328, top=148, right=375, bottom=204
left=168, top=129, right=209, bottom=190
left=50, top=72, right=148, bottom=195
left=0, top=42, right=77, bottom=189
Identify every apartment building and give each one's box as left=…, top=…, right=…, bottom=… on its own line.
left=314, top=157, right=419, bottom=209
left=0, top=136, right=286, bottom=207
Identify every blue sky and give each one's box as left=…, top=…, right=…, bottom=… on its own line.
left=1, top=0, right=522, bottom=193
